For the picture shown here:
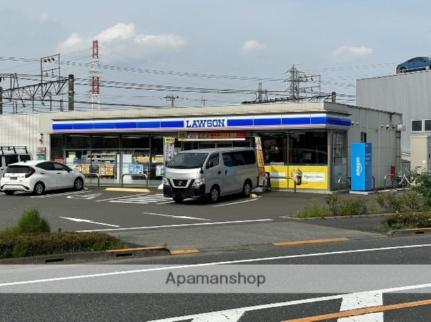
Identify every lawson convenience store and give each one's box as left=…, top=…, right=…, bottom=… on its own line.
left=44, top=101, right=401, bottom=191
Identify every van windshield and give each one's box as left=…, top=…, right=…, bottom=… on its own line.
left=167, top=152, right=208, bottom=169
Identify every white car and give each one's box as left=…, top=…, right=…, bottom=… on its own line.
left=0, top=161, right=85, bottom=195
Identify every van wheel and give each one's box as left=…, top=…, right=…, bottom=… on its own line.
left=33, top=182, right=45, bottom=195
left=242, top=180, right=252, bottom=197
left=4, top=191, right=14, bottom=195
left=174, top=196, right=184, bottom=203
left=209, top=186, right=220, bottom=203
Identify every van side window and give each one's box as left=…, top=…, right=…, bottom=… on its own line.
left=232, top=152, right=246, bottom=166
left=244, top=151, right=256, bottom=165
left=4, top=155, right=19, bottom=166
left=223, top=153, right=234, bottom=167
left=206, top=153, right=219, bottom=168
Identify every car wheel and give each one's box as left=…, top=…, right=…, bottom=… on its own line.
left=33, top=182, right=45, bottom=195
left=73, top=178, right=84, bottom=191
left=242, top=180, right=252, bottom=197
left=4, top=191, right=14, bottom=195
left=400, top=67, right=406, bottom=73
left=173, top=196, right=184, bottom=203
left=209, top=186, right=220, bottom=203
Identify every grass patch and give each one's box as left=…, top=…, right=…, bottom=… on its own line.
left=382, top=212, right=431, bottom=231
left=0, top=209, right=124, bottom=259
left=296, top=204, right=331, bottom=218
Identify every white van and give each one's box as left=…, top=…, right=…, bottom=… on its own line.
left=0, top=146, right=31, bottom=178
left=163, top=147, right=259, bottom=203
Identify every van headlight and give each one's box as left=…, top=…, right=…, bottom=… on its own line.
left=193, top=178, right=205, bottom=187
left=163, top=177, right=170, bottom=185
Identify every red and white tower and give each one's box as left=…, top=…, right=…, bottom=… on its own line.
left=90, top=40, right=100, bottom=110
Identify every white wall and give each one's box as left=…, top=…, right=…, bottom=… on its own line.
left=0, top=114, right=49, bottom=159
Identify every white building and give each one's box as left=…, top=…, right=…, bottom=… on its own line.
left=0, top=101, right=401, bottom=191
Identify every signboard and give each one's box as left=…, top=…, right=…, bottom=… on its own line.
left=178, top=131, right=247, bottom=141
left=351, top=143, right=373, bottom=191
left=254, top=136, right=266, bottom=177
left=163, top=137, right=176, bottom=164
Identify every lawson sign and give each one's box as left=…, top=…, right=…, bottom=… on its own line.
left=52, top=114, right=352, bottom=132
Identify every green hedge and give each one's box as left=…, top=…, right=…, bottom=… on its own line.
left=0, top=232, right=124, bottom=258
left=383, top=212, right=431, bottom=231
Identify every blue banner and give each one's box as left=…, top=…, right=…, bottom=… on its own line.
left=351, top=143, right=372, bottom=191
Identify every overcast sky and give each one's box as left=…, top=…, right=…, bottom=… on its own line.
left=0, top=0, right=429, bottom=110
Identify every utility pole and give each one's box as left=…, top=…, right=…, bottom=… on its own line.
left=68, top=74, right=74, bottom=111
left=0, top=86, right=3, bottom=115
left=256, top=82, right=268, bottom=103
left=165, top=95, right=178, bottom=107
left=201, top=97, right=207, bottom=107
left=286, top=65, right=321, bottom=100
left=90, top=40, right=101, bottom=110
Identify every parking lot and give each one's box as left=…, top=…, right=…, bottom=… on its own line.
left=0, top=188, right=326, bottom=233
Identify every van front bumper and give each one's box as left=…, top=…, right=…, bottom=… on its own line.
left=163, top=184, right=206, bottom=199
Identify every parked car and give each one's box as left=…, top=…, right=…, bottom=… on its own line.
left=163, top=147, right=258, bottom=203
left=0, top=160, right=85, bottom=195
left=0, top=146, right=31, bottom=178
left=396, top=57, right=431, bottom=73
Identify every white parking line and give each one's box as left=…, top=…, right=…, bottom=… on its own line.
left=142, top=212, right=210, bottom=221
left=31, top=191, right=88, bottom=199
left=339, top=291, right=383, bottom=322
left=60, top=216, right=121, bottom=228
left=95, top=193, right=150, bottom=203
left=77, top=218, right=273, bottom=232
left=213, top=197, right=260, bottom=207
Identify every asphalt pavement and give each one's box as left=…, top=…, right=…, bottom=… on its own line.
left=1, top=236, right=431, bottom=321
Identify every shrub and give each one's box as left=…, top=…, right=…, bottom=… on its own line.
left=0, top=232, right=124, bottom=258
left=338, top=197, right=367, bottom=216
left=15, top=209, right=50, bottom=234
left=414, top=173, right=431, bottom=207
left=401, top=191, right=424, bottom=212
left=386, top=193, right=403, bottom=213
left=325, top=194, right=339, bottom=216
left=383, top=212, right=431, bottom=230
left=296, top=204, right=331, bottom=218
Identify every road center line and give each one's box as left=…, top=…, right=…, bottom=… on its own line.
left=76, top=218, right=273, bottom=232
left=95, top=193, right=150, bottom=203
left=60, top=216, right=121, bottom=228
left=142, top=212, right=210, bottom=221
left=2, top=243, right=431, bottom=289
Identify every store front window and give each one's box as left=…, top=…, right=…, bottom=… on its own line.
left=289, top=132, right=327, bottom=165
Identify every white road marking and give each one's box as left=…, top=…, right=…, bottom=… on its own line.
left=95, top=193, right=150, bottom=203
left=338, top=291, right=383, bottom=322
left=108, top=194, right=172, bottom=205
left=213, top=197, right=260, bottom=207
left=66, top=193, right=102, bottom=200
left=77, top=218, right=273, bottom=232
left=31, top=191, right=88, bottom=199
left=59, top=216, right=120, bottom=228
left=142, top=212, right=210, bottom=221
left=2, top=243, right=431, bottom=290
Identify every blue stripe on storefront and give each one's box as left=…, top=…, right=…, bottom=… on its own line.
left=161, top=120, right=184, bottom=128
left=52, top=116, right=351, bottom=131
left=137, top=121, right=161, bottom=128
left=253, top=118, right=282, bottom=126
left=227, top=119, right=254, bottom=126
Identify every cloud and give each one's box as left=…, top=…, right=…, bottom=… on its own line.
left=331, top=46, right=373, bottom=59
left=57, top=22, right=186, bottom=60
left=96, top=23, right=135, bottom=43
left=241, top=39, right=265, bottom=52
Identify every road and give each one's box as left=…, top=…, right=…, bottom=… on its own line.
left=1, top=236, right=431, bottom=321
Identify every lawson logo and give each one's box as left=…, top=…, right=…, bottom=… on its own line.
left=185, top=118, right=226, bottom=128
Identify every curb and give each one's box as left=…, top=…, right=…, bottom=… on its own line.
left=106, top=245, right=168, bottom=257
left=169, top=248, right=201, bottom=256
left=388, top=227, right=431, bottom=236
left=288, top=213, right=394, bottom=220
left=105, top=187, right=150, bottom=193
left=272, top=237, right=349, bottom=248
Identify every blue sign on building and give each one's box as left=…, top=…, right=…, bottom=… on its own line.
left=351, top=143, right=373, bottom=191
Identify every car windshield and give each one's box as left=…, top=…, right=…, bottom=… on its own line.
left=5, top=165, right=32, bottom=173
left=167, top=152, right=208, bottom=169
